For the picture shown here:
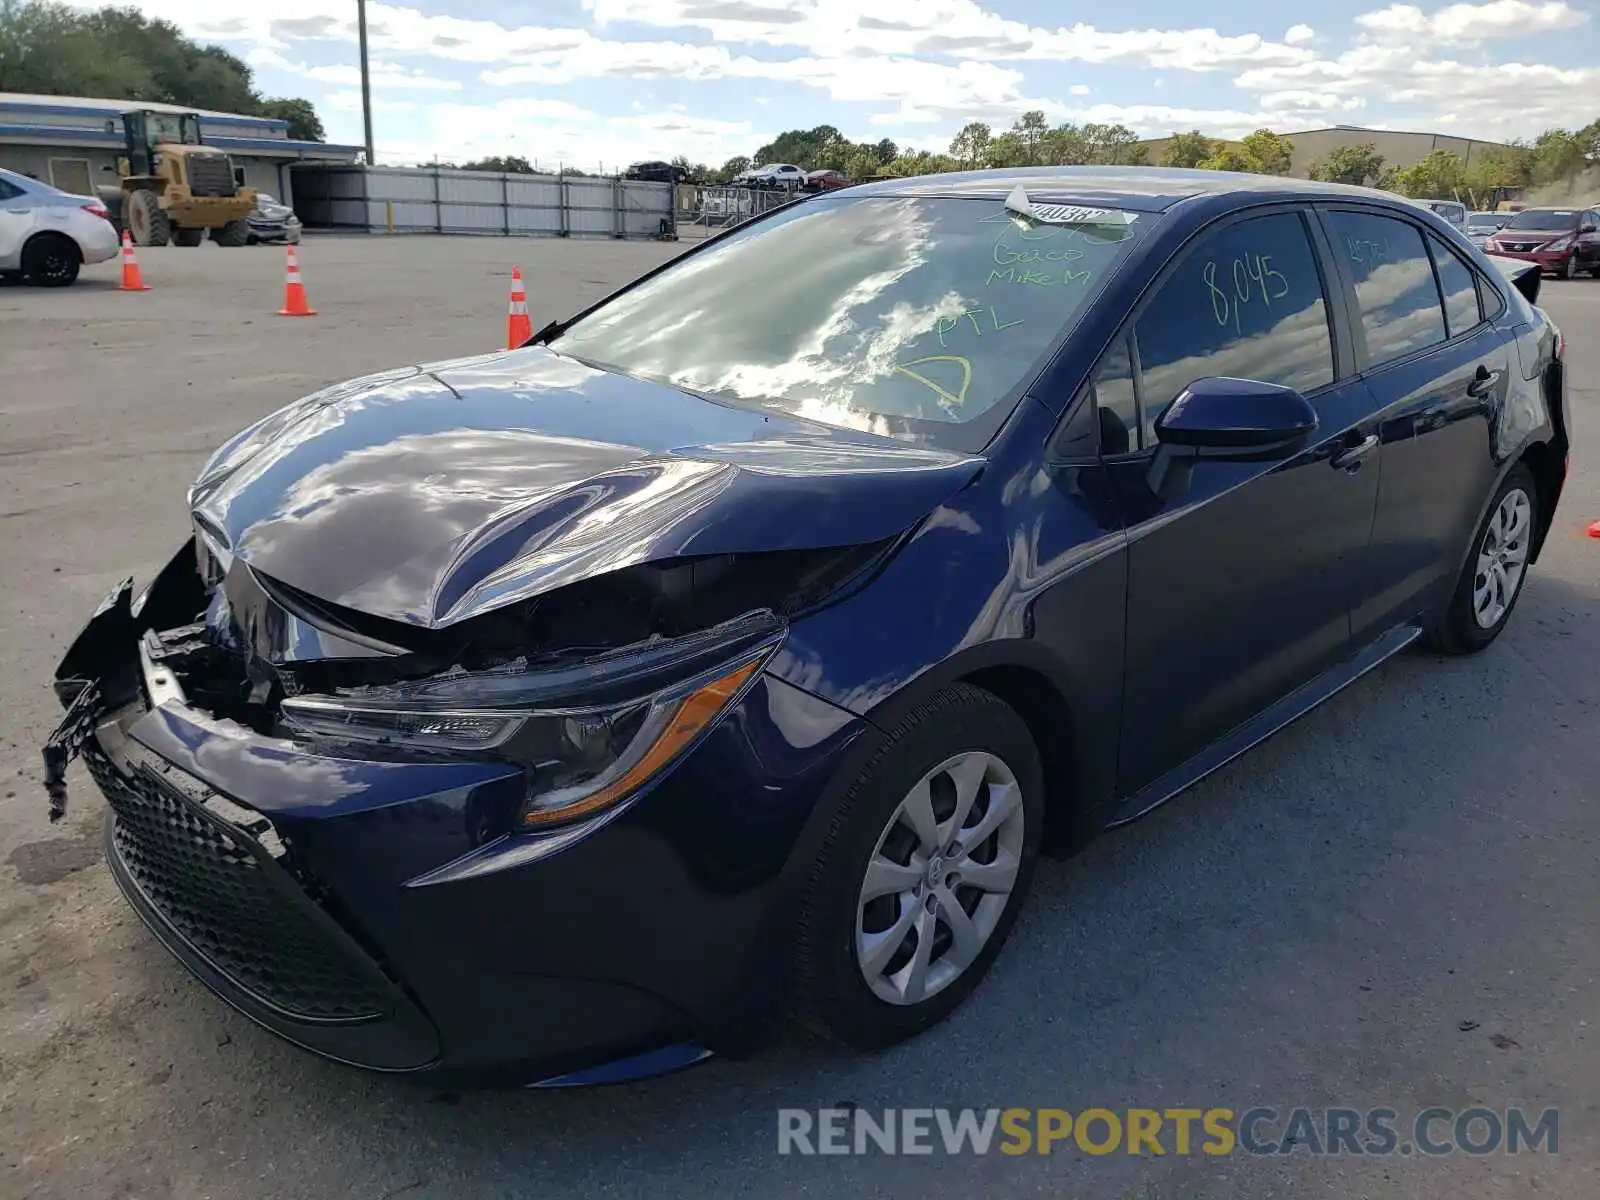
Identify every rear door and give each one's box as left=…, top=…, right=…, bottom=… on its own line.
left=1581, top=210, right=1600, bottom=273
left=1110, top=206, right=1382, bottom=793
left=0, top=175, right=35, bottom=268
left=1317, top=206, right=1510, bottom=641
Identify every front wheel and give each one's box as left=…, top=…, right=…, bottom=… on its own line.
left=794, top=684, right=1043, bottom=1049
left=172, top=227, right=205, bottom=247
left=1425, top=464, right=1538, bottom=654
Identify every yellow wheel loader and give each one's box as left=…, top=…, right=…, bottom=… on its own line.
left=109, top=111, right=258, bottom=248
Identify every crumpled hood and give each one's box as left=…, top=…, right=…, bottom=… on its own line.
left=188, top=348, right=983, bottom=627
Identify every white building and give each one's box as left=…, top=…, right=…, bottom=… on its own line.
left=0, top=92, right=361, bottom=207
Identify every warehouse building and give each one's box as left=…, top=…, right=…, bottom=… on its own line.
left=0, top=92, right=361, bottom=206
left=1138, top=124, right=1518, bottom=177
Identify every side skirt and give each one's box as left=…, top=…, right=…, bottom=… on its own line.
left=1107, top=622, right=1423, bottom=828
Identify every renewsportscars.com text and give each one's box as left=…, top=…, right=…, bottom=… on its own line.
left=776, top=1106, right=1559, bottom=1157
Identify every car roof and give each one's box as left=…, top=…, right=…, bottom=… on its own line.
left=846, top=166, right=1403, bottom=212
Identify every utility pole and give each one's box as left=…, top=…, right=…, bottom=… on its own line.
left=357, top=0, right=376, bottom=165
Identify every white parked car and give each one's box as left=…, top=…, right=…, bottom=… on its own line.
left=0, top=166, right=120, bottom=286
left=1417, top=198, right=1467, bottom=231
left=734, top=163, right=808, bottom=189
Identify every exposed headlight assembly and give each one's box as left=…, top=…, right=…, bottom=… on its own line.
left=280, top=611, right=782, bottom=830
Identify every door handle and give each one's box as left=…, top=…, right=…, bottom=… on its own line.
left=1466, top=366, right=1501, bottom=398
left=1331, top=433, right=1379, bottom=472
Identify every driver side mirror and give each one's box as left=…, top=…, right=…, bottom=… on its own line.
left=1148, top=376, right=1318, bottom=498
left=1155, top=376, right=1318, bottom=450
left=1582, top=223, right=1598, bottom=234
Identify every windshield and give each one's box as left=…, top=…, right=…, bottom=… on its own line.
left=549, top=194, right=1145, bottom=452
left=1507, top=209, right=1577, bottom=230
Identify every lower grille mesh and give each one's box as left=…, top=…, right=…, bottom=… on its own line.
left=87, top=746, right=394, bottom=1022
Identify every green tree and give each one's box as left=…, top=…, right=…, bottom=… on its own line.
left=1009, top=110, right=1049, bottom=164
left=0, top=0, right=154, bottom=98
left=948, top=121, right=993, bottom=169
left=985, top=130, right=1029, bottom=168
left=1081, top=122, right=1145, bottom=165
left=713, top=156, right=750, bottom=183
left=873, top=139, right=899, bottom=165
left=258, top=96, right=324, bottom=142
left=1306, top=141, right=1385, bottom=186
left=1039, top=122, right=1091, bottom=166
left=1159, top=130, right=1218, bottom=168
left=1238, top=128, right=1294, bottom=174
left=0, top=0, right=323, bottom=140
left=1529, top=128, right=1587, bottom=184
left=1198, top=147, right=1255, bottom=172
left=460, top=154, right=534, bottom=173
left=1384, top=149, right=1465, bottom=198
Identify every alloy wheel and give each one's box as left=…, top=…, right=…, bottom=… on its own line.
left=855, top=751, right=1025, bottom=1006
left=1472, top=487, right=1532, bottom=629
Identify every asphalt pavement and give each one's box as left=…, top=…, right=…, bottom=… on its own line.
left=1, top=237, right=1597, bottom=1199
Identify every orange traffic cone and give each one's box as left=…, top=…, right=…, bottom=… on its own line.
left=119, top=230, right=150, bottom=291
left=1588, top=520, right=1600, bottom=539
left=506, top=266, right=532, bottom=349
left=277, top=245, right=316, bottom=316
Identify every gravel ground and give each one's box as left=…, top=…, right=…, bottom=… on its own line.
left=2, top=236, right=1598, bottom=1199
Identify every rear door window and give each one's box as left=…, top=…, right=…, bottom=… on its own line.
left=1133, top=210, right=1334, bottom=440
left=1325, top=210, right=1447, bottom=370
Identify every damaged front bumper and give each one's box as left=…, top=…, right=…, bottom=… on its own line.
left=42, top=542, right=870, bottom=1084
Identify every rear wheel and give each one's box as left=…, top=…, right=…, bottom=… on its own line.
left=794, top=684, right=1043, bottom=1049
left=213, top=218, right=250, bottom=247
left=1425, top=464, right=1538, bottom=655
left=172, top=227, right=205, bottom=247
left=20, top=234, right=79, bottom=286
left=126, top=189, right=169, bottom=247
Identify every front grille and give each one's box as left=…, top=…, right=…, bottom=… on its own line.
left=87, top=745, right=395, bottom=1023
left=184, top=153, right=236, bottom=198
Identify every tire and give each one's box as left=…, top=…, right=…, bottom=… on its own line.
left=213, top=218, right=250, bottom=247
left=126, top=189, right=169, bottom=247
left=1557, top=256, right=1575, bottom=280
left=20, top=233, right=80, bottom=287
left=794, top=683, right=1044, bottom=1049
left=1425, top=464, right=1538, bottom=655
left=172, top=227, right=205, bottom=247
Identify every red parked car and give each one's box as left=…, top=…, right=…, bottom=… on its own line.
left=803, top=169, right=852, bottom=193
left=1485, top=207, right=1600, bottom=280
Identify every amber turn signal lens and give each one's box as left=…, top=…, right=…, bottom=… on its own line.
left=519, top=658, right=763, bottom=828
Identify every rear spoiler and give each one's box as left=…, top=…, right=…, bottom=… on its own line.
left=1485, top=254, right=1542, bottom=306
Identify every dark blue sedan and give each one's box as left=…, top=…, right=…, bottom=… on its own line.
left=44, top=167, right=1570, bottom=1086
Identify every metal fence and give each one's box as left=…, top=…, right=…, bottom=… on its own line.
left=290, top=164, right=676, bottom=239
left=674, top=184, right=797, bottom=232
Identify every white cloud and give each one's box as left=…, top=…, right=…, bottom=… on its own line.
left=1355, top=1, right=1588, bottom=43
left=586, top=0, right=1317, bottom=72
left=63, top=0, right=1600, bottom=162
left=247, top=47, right=461, bottom=90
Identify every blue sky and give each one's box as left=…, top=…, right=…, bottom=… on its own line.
left=87, top=0, right=1597, bottom=167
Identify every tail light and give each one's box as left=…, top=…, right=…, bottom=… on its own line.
left=81, top=202, right=110, bottom=221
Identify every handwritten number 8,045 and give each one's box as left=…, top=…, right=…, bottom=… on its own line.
left=1204, top=254, right=1290, bottom=331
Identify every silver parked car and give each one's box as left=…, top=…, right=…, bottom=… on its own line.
left=1466, top=210, right=1508, bottom=249
left=246, top=192, right=302, bottom=244
left=0, top=166, right=120, bottom=286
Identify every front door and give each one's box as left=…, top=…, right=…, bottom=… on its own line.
left=1112, top=208, right=1381, bottom=794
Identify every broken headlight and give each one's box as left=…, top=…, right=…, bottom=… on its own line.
left=279, top=616, right=779, bottom=830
